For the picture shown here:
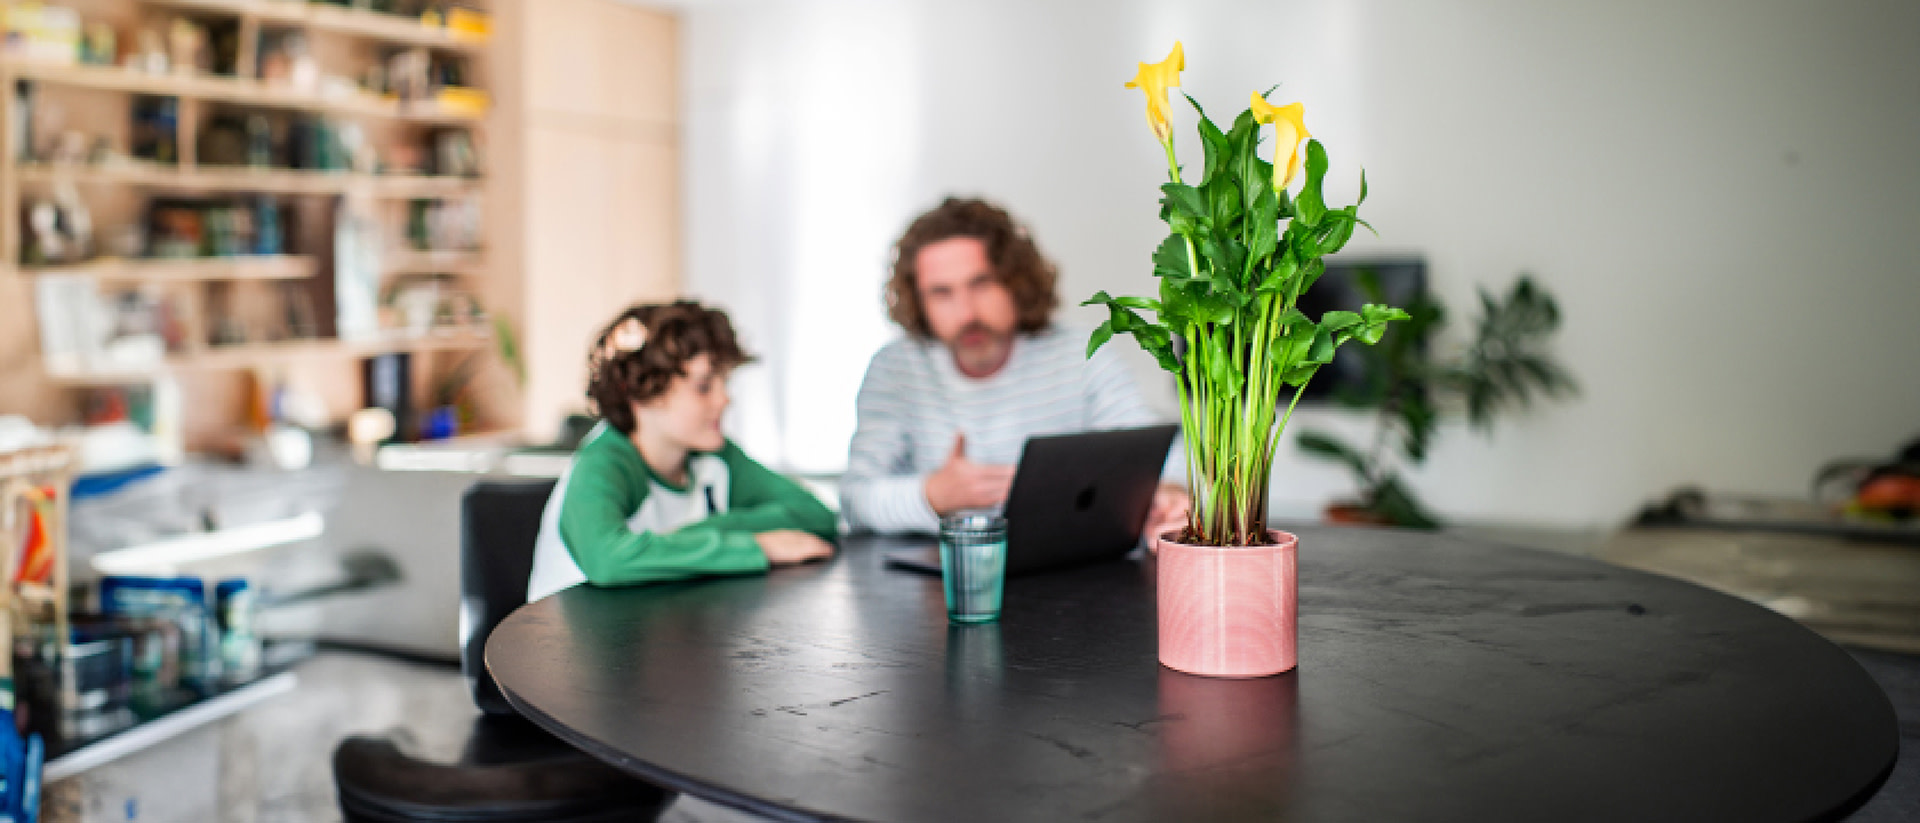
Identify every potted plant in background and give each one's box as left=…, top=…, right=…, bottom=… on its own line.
left=1086, top=43, right=1408, bottom=678
left=1300, top=273, right=1577, bottom=529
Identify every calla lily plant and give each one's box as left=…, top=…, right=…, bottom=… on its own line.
left=1088, top=42, right=1410, bottom=547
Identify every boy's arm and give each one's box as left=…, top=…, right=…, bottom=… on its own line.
left=718, top=441, right=839, bottom=540
left=558, top=456, right=769, bottom=586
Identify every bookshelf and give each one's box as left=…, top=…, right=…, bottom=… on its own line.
left=0, top=0, right=502, bottom=449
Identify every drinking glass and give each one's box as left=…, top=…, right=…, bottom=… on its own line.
left=939, top=514, right=1008, bottom=624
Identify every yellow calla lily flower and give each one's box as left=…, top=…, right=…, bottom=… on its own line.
left=1250, top=92, right=1311, bottom=189
left=1125, top=42, right=1185, bottom=145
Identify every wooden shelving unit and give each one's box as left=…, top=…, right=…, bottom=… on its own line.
left=19, top=253, right=317, bottom=282
left=16, top=162, right=482, bottom=198
left=43, top=329, right=493, bottom=386
left=4, top=60, right=483, bottom=123
left=149, top=0, right=488, bottom=52
left=1, top=0, right=502, bottom=444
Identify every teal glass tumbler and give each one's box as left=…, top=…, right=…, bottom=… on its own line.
left=939, top=514, right=1008, bottom=624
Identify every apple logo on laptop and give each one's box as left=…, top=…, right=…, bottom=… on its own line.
left=1075, top=486, right=1097, bottom=511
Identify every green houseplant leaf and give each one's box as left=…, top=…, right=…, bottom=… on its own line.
left=1297, top=273, right=1577, bottom=530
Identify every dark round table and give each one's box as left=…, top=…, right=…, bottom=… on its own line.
left=485, top=529, right=1897, bottom=822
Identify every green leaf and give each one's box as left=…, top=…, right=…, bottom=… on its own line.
left=1083, top=298, right=1182, bottom=375
left=1153, top=234, right=1193, bottom=280
left=1230, top=124, right=1271, bottom=216
left=1197, top=115, right=1231, bottom=185
left=1201, top=286, right=1241, bottom=322
left=1246, top=188, right=1280, bottom=268
left=1298, top=258, right=1326, bottom=294
left=1082, top=291, right=1159, bottom=317
left=1129, top=328, right=1181, bottom=375
left=1256, top=248, right=1300, bottom=294
left=1320, top=310, right=1362, bottom=333
left=1271, top=309, right=1317, bottom=374
left=1273, top=307, right=1313, bottom=337
left=1143, top=339, right=1182, bottom=373
left=1279, top=363, right=1320, bottom=387
left=1354, top=303, right=1412, bottom=345
left=1306, top=326, right=1336, bottom=365
left=1164, top=278, right=1235, bottom=326
left=1357, top=168, right=1369, bottom=205
left=1161, top=183, right=1211, bottom=236
left=1198, top=234, right=1248, bottom=296
left=1361, top=304, right=1411, bottom=325
left=1086, top=319, right=1114, bottom=358
left=1183, top=91, right=1211, bottom=119
left=1315, top=207, right=1358, bottom=256
left=1294, top=140, right=1330, bottom=227
left=1304, top=138, right=1329, bottom=185
left=1206, top=177, right=1240, bottom=232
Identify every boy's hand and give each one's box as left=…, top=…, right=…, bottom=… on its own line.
left=757, top=530, right=836, bottom=566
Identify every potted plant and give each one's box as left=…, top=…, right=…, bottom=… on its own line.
left=1300, top=272, right=1577, bottom=529
left=1086, top=43, right=1408, bottom=678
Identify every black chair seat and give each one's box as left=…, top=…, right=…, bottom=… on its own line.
left=335, top=714, right=671, bottom=823
left=332, top=479, right=673, bottom=822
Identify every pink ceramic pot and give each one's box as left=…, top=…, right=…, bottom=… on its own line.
left=1157, top=530, right=1298, bottom=678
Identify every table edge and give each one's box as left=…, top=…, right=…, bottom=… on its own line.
left=486, top=635, right=864, bottom=823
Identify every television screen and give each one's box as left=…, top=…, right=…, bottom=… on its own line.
left=1291, top=257, right=1427, bottom=404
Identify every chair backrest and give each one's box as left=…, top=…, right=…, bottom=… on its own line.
left=460, top=478, right=558, bottom=715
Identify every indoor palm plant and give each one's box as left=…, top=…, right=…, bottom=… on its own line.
left=1087, top=43, right=1407, bottom=677
left=1300, top=273, right=1577, bottom=529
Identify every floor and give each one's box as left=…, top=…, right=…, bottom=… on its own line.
left=1594, top=526, right=1920, bottom=655
left=39, top=652, right=766, bottom=823
left=39, top=526, right=1920, bottom=822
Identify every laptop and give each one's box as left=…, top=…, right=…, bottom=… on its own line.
left=884, top=424, right=1179, bottom=577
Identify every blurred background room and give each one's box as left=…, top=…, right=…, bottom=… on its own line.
left=0, top=0, right=1916, bottom=820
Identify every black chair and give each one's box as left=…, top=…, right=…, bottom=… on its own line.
left=332, top=479, right=674, bottom=823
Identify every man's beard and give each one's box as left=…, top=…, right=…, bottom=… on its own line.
left=948, top=322, right=1014, bottom=377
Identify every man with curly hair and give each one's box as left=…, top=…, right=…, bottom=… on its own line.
left=842, top=197, right=1189, bottom=538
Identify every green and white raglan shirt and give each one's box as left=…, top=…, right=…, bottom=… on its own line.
left=526, top=423, right=839, bottom=601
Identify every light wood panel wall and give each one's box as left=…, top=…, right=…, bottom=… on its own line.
left=512, top=0, right=681, bottom=442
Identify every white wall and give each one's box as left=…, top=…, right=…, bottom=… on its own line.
left=678, top=0, right=1920, bottom=528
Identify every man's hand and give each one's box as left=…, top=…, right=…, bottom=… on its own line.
left=924, top=434, right=1016, bottom=515
left=756, top=530, right=836, bottom=566
left=1144, top=483, right=1191, bottom=552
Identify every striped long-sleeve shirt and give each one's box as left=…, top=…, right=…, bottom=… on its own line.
left=842, top=324, right=1167, bottom=534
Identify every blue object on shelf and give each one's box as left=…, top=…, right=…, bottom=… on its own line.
left=0, top=705, right=31, bottom=823
left=17, top=734, right=40, bottom=823
left=71, top=464, right=166, bottom=502
left=422, top=406, right=459, bottom=441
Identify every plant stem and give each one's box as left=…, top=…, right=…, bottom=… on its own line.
left=1275, top=382, right=1309, bottom=459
